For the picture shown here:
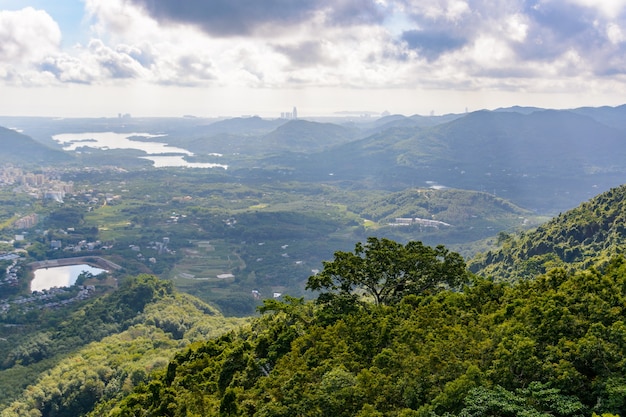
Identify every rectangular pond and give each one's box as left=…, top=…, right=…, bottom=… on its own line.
left=31, top=264, right=107, bottom=292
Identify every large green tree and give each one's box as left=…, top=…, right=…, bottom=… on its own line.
left=306, top=237, right=469, bottom=306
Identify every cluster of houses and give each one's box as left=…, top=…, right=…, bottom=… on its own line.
left=0, top=285, right=96, bottom=315
left=0, top=253, right=21, bottom=289
left=130, top=237, right=172, bottom=265
left=50, top=237, right=104, bottom=252
left=389, top=217, right=453, bottom=228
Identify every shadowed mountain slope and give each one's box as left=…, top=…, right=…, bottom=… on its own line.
left=0, top=126, right=71, bottom=164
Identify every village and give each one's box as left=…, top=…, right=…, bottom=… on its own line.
left=0, top=284, right=97, bottom=316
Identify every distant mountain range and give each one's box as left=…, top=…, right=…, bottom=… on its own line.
left=195, top=115, right=287, bottom=136
left=2, top=104, right=626, bottom=214
left=264, top=106, right=626, bottom=213
left=178, top=118, right=359, bottom=155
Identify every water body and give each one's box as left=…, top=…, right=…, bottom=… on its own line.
left=31, top=264, right=106, bottom=292
left=51, top=132, right=227, bottom=169
left=141, top=155, right=227, bottom=168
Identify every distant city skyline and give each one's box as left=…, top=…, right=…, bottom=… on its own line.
left=1, top=0, right=626, bottom=117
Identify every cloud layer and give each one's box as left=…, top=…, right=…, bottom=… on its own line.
left=1, top=0, right=626, bottom=106
left=129, top=0, right=386, bottom=36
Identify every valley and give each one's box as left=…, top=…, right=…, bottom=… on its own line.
left=2, top=106, right=625, bottom=313
left=1, top=105, right=626, bottom=415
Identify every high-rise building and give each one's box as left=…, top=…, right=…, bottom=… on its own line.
left=280, top=107, right=298, bottom=119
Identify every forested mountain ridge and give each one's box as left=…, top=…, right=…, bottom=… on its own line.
left=0, top=275, right=246, bottom=415
left=89, top=256, right=626, bottom=416
left=469, top=184, right=626, bottom=281
left=157, top=118, right=358, bottom=155
left=195, top=116, right=287, bottom=136
left=380, top=110, right=626, bottom=210
left=570, top=104, right=626, bottom=131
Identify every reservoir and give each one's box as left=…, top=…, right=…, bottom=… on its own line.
left=31, top=264, right=106, bottom=292
left=52, top=131, right=189, bottom=154
left=51, top=132, right=227, bottom=169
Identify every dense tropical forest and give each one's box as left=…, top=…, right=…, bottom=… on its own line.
left=469, top=185, right=626, bottom=281
left=90, top=259, right=626, bottom=417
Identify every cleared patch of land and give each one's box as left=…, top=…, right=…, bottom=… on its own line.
left=169, top=239, right=244, bottom=281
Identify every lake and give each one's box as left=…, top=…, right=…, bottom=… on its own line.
left=141, top=155, right=227, bottom=168
left=31, top=264, right=106, bottom=292
left=51, top=132, right=228, bottom=169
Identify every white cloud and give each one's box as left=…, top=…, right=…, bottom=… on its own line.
left=54, top=0, right=626, bottom=95
left=84, top=0, right=155, bottom=40
left=505, top=14, right=529, bottom=43
left=470, top=36, right=513, bottom=67
left=607, top=22, right=625, bottom=44
left=40, top=52, right=97, bottom=84
left=445, top=0, right=470, bottom=22
left=565, top=0, right=626, bottom=18
left=0, top=7, right=61, bottom=82
left=403, top=0, right=470, bottom=21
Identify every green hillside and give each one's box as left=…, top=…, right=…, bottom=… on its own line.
left=259, top=119, right=358, bottom=152
left=89, top=252, right=626, bottom=416
left=168, top=118, right=357, bottom=156
left=0, top=275, right=245, bottom=415
left=357, top=188, right=531, bottom=228
left=347, top=188, right=540, bottom=251
left=469, top=184, right=626, bottom=281
left=78, top=188, right=626, bottom=416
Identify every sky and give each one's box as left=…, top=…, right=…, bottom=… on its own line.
left=1, top=0, right=626, bottom=118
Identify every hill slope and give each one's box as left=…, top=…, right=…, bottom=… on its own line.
left=92, top=257, right=626, bottom=416
left=570, top=104, right=626, bottom=131
left=0, top=275, right=245, bottom=415
left=259, top=119, right=358, bottom=152
left=0, top=126, right=71, bottom=165
left=469, top=184, right=626, bottom=280
left=353, top=188, right=536, bottom=247
left=197, top=116, right=287, bottom=136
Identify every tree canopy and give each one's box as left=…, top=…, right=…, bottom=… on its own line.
left=306, top=237, right=469, bottom=306
left=81, top=256, right=626, bottom=416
